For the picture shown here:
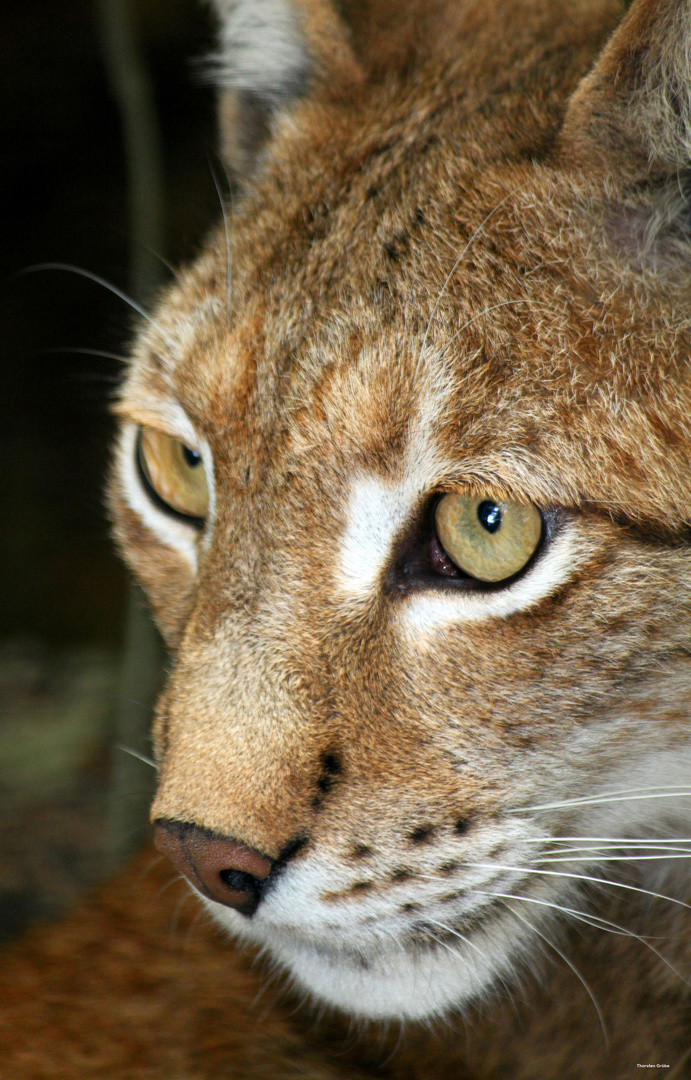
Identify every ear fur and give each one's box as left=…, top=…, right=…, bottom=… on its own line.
left=562, top=0, right=691, bottom=269
left=563, top=0, right=691, bottom=172
left=207, top=0, right=363, bottom=187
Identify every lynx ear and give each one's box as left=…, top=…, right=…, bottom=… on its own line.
left=207, top=0, right=363, bottom=187
left=561, top=0, right=691, bottom=266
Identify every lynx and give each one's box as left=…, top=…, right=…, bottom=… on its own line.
left=4, top=0, right=691, bottom=1076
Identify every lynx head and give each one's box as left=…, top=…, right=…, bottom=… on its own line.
left=110, top=0, right=691, bottom=1020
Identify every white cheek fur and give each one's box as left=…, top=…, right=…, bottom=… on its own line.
left=400, top=524, right=585, bottom=635
left=117, top=422, right=215, bottom=569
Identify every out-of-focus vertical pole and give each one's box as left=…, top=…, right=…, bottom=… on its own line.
left=97, top=0, right=164, bottom=299
left=96, top=0, right=165, bottom=871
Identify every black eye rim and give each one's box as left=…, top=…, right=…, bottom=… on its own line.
left=386, top=493, right=558, bottom=596
left=135, top=427, right=207, bottom=530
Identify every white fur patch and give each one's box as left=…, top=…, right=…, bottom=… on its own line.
left=209, top=0, right=310, bottom=102
left=337, top=473, right=426, bottom=598
left=203, top=847, right=540, bottom=1021
left=336, top=402, right=447, bottom=598
left=337, top=465, right=585, bottom=624
left=400, top=524, right=584, bottom=634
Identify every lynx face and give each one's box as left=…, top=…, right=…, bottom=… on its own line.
left=110, top=0, right=691, bottom=1021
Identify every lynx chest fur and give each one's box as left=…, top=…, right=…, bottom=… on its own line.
left=5, top=1, right=691, bottom=1077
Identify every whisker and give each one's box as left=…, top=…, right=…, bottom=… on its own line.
left=21, top=263, right=177, bottom=351
left=517, top=786, right=691, bottom=813
left=523, top=836, right=691, bottom=845
left=473, top=887, right=637, bottom=938
left=116, top=744, right=157, bottom=770
left=502, top=903, right=609, bottom=1046
left=207, top=154, right=232, bottom=316
left=414, top=182, right=528, bottom=380
left=35, top=345, right=131, bottom=364
left=436, top=298, right=552, bottom=361
left=537, top=854, right=691, bottom=862
left=474, top=889, right=690, bottom=987
left=155, top=872, right=188, bottom=905
left=425, top=916, right=526, bottom=1009
left=424, top=917, right=501, bottom=976
left=462, top=861, right=691, bottom=912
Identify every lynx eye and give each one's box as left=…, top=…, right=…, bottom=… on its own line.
left=136, top=427, right=209, bottom=523
left=434, top=494, right=542, bottom=583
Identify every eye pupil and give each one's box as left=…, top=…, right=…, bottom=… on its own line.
left=477, top=500, right=502, bottom=534
left=182, top=446, right=201, bottom=468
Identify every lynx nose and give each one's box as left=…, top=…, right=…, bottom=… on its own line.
left=153, top=819, right=273, bottom=916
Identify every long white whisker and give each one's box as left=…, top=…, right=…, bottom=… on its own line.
left=207, top=155, right=232, bottom=316
left=473, top=887, right=639, bottom=939
left=517, top=787, right=691, bottom=813
left=474, top=890, right=690, bottom=988
left=462, top=861, right=691, bottom=912
left=423, top=919, right=523, bottom=1006
left=502, top=903, right=609, bottom=1046
left=536, top=852, right=691, bottom=863
left=38, top=346, right=131, bottom=364
left=424, top=917, right=502, bottom=974
left=523, top=836, right=691, bottom=845
left=116, top=744, right=157, bottom=770
left=22, top=263, right=177, bottom=350
left=437, top=298, right=552, bottom=360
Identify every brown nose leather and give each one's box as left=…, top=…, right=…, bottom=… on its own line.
left=153, top=820, right=273, bottom=916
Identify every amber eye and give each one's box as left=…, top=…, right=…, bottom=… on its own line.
left=136, top=427, right=209, bottom=523
left=434, top=493, right=542, bottom=583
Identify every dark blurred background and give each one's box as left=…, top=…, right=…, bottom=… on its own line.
left=1, top=0, right=221, bottom=940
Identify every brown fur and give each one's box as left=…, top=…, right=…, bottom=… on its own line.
left=2, top=850, right=690, bottom=1077
left=6, top=0, right=691, bottom=1075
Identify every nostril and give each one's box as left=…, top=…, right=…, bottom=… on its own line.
left=219, top=868, right=262, bottom=894
left=153, top=819, right=273, bottom=916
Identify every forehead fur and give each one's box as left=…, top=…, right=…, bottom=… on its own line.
left=126, top=0, right=690, bottom=534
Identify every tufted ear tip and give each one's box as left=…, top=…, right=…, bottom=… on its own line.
left=558, top=0, right=691, bottom=272
left=561, top=0, right=691, bottom=171
left=206, top=0, right=363, bottom=189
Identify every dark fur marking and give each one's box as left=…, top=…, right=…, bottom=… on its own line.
left=352, top=843, right=373, bottom=859
left=440, top=860, right=459, bottom=875
left=454, top=817, right=471, bottom=836
left=408, top=824, right=435, bottom=844
left=315, top=751, right=343, bottom=798
left=351, top=880, right=373, bottom=894
left=487, top=842, right=508, bottom=859
left=391, top=868, right=413, bottom=883
left=276, top=835, right=309, bottom=865
left=321, top=752, right=342, bottom=775
left=383, top=231, right=408, bottom=262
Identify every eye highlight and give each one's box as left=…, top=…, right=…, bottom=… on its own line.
left=136, top=427, right=209, bottom=524
left=434, top=493, right=542, bottom=583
